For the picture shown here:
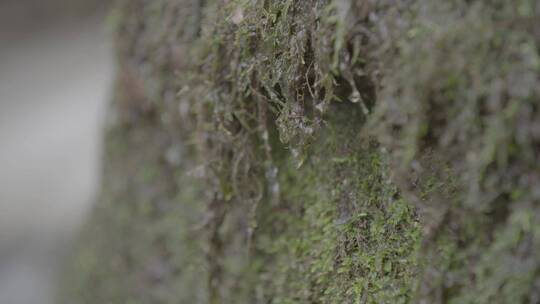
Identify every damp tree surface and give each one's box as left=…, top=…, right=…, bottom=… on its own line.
left=61, top=1, right=540, bottom=303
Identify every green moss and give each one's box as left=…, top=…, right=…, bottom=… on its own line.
left=253, top=108, right=420, bottom=303
left=61, top=0, right=540, bottom=303
left=59, top=119, right=208, bottom=303
left=371, top=1, right=540, bottom=302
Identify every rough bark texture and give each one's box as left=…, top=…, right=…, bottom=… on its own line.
left=61, top=0, right=540, bottom=303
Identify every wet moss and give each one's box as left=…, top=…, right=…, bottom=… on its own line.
left=249, top=103, right=420, bottom=303
left=61, top=0, right=540, bottom=303
left=370, top=1, right=540, bottom=302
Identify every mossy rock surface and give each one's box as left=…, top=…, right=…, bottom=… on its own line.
left=60, top=0, right=540, bottom=303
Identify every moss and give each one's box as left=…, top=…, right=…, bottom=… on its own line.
left=59, top=118, right=208, bottom=303
left=371, top=1, right=540, bottom=302
left=61, top=0, right=540, bottom=303
left=249, top=103, right=420, bottom=303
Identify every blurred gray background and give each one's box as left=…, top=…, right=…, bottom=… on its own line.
left=0, top=0, right=113, bottom=303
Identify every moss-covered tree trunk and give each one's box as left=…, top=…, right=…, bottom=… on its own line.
left=61, top=0, right=540, bottom=303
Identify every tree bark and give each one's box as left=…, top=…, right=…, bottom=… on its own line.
left=61, top=0, right=540, bottom=303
